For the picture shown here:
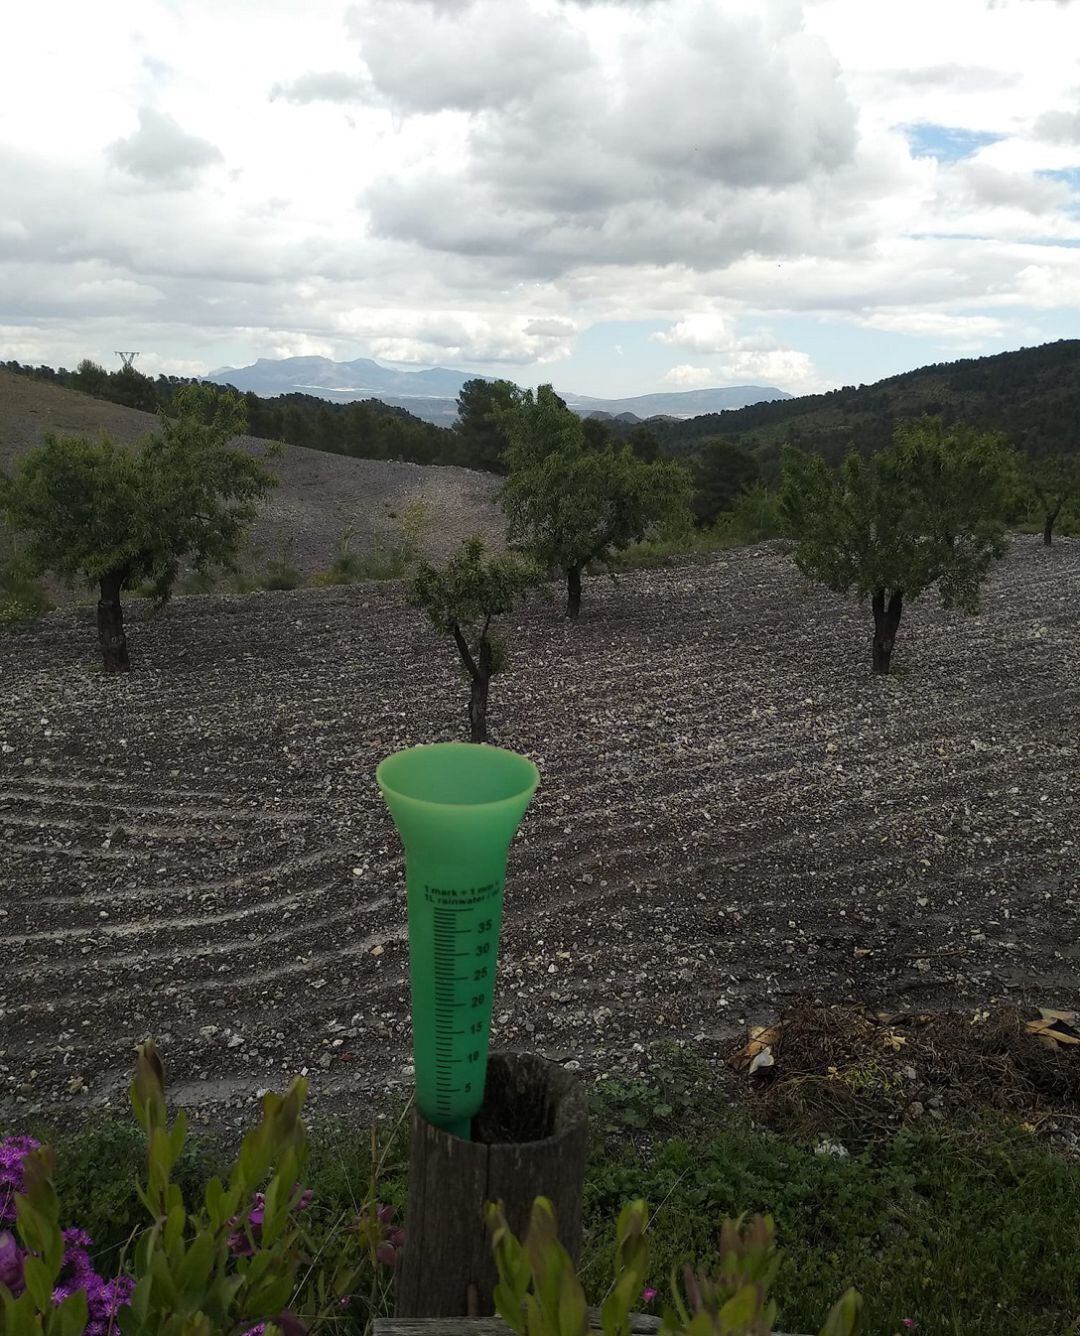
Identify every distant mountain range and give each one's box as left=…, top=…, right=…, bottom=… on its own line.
left=205, top=356, right=791, bottom=426
left=560, top=386, right=792, bottom=421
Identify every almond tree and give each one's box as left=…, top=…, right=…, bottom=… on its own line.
left=408, top=536, right=540, bottom=743
left=0, top=386, right=274, bottom=671
left=1025, top=453, right=1080, bottom=546
left=498, top=385, right=692, bottom=619
left=781, top=419, right=1016, bottom=673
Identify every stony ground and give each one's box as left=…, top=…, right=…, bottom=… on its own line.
left=0, top=536, right=1076, bottom=1130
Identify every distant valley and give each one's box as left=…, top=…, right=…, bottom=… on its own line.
left=205, top=355, right=792, bottom=426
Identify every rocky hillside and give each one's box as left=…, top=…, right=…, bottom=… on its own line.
left=0, top=370, right=503, bottom=572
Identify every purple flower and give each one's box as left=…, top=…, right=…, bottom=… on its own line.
left=0, top=1137, right=41, bottom=1224
left=641, top=1287, right=658, bottom=1305
left=241, top=1315, right=306, bottom=1336
left=52, top=1228, right=134, bottom=1335
left=0, top=1138, right=133, bottom=1332
left=55, top=1273, right=135, bottom=1336
left=366, top=1203, right=405, bottom=1265
left=0, top=1231, right=24, bottom=1293
left=229, top=1186, right=313, bottom=1257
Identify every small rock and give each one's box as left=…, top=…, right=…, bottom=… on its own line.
left=814, top=1138, right=849, bottom=1159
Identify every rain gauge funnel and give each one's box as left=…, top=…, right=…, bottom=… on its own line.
left=377, top=742, right=539, bottom=1140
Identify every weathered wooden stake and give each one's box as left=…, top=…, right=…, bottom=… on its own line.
left=395, top=1051, right=588, bottom=1318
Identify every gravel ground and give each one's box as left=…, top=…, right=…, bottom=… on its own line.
left=0, top=536, right=1077, bottom=1131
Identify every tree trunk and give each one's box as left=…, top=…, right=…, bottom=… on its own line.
left=97, top=574, right=130, bottom=674
left=467, top=637, right=493, bottom=744
left=395, top=1052, right=588, bottom=1319
left=566, top=566, right=582, bottom=621
left=468, top=674, right=490, bottom=744
left=871, top=588, right=903, bottom=675
left=1044, top=507, right=1060, bottom=547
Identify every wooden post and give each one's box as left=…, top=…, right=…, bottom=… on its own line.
left=395, top=1052, right=588, bottom=1319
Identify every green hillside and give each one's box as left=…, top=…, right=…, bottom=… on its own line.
left=654, top=339, right=1080, bottom=476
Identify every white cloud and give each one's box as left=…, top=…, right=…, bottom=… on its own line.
left=2, top=0, right=1080, bottom=395
left=347, top=0, right=591, bottom=113
left=653, top=315, right=739, bottom=354
left=662, top=364, right=715, bottom=386
left=334, top=308, right=577, bottom=364
left=872, top=63, right=1019, bottom=92
left=958, top=162, right=1071, bottom=211
left=106, top=108, right=223, bottom=184
left=270, top=71, right=370, bottom=104
left=654, top=316, right=826, bottom=392
left=716, top=349, right=825, bottom=393
left=359, top=0, right=863, bottom=280
left=1034, top=105, right=1080, bottom=143
left=662, top=348, right=824, bottom=393
left=855, top=310, right=1008, bottom=341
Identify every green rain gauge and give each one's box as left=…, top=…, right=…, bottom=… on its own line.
left=376, top=742, right=539, bottom=1140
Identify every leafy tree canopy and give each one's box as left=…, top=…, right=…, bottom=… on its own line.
left=781, top=418, right=1016, bottom=671
left=782, top=418, right=1015, bottom=611
left=498, top=385, right=692, bottom=612
left=409, top=535, right=540, bottom=741
left=691, top=437, right=761, bottom=527
left=0, top=386, right=275, bottom=669
left=454, top=378, right=523, bottom=473
left=1, top=385, right=273, bottom=602
left=1024, top=452, right=1080, bottom=543
left=409, top=535, right=539, bottom=662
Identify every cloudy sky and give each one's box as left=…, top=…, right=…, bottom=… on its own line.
left=1, top=0, right=1079, bottom=399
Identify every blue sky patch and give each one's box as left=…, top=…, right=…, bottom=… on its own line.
left=1037, top=167, right=1080, bottom=191
left=901, top=123, right=1004, bottom=162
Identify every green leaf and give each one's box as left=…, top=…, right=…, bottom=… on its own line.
left=131, top=1041, right=168, bottom=1133
left=203, top=1177, right=225, bottom=1225
left=556, top=1262, right=588, bottom=1336
left=129, top=1274, right=153, bottom=1325
left=818, top=1288, right=864, bottom=1336
left=176, top=1230, right=215, bottom=1300
left=716, top=1282, right=761, bottom=1331
left=163, top=1202, right=187, bottom=1260
left=21, top=1256, right=55, bottom=1313
left=54, top=1289, right=89, bottom=1336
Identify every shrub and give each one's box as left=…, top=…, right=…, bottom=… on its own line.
left=489, top=1197, right=862, bottom=1336
left=0, top=593, right=51, bottom=626
left=714, top=485, right=786, bottom=546
left=0, top=546, right=52, bottom=625
left=258, top=559, right=305, bottom=592
left=310, top=509, right=431, bottom=587
left=175, top=569, right=219, bottom=596
left=0, top=1046, right=394, bottom=1336
left=612, top=524, right=734, bottom=571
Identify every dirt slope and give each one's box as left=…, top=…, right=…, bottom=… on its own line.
left=0, top=370, right=502, bottom=570
left=0, top=537, right=1076, bottom=1129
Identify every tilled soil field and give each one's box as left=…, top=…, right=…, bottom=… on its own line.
left=0, top=537, right=1077, bottom=1130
